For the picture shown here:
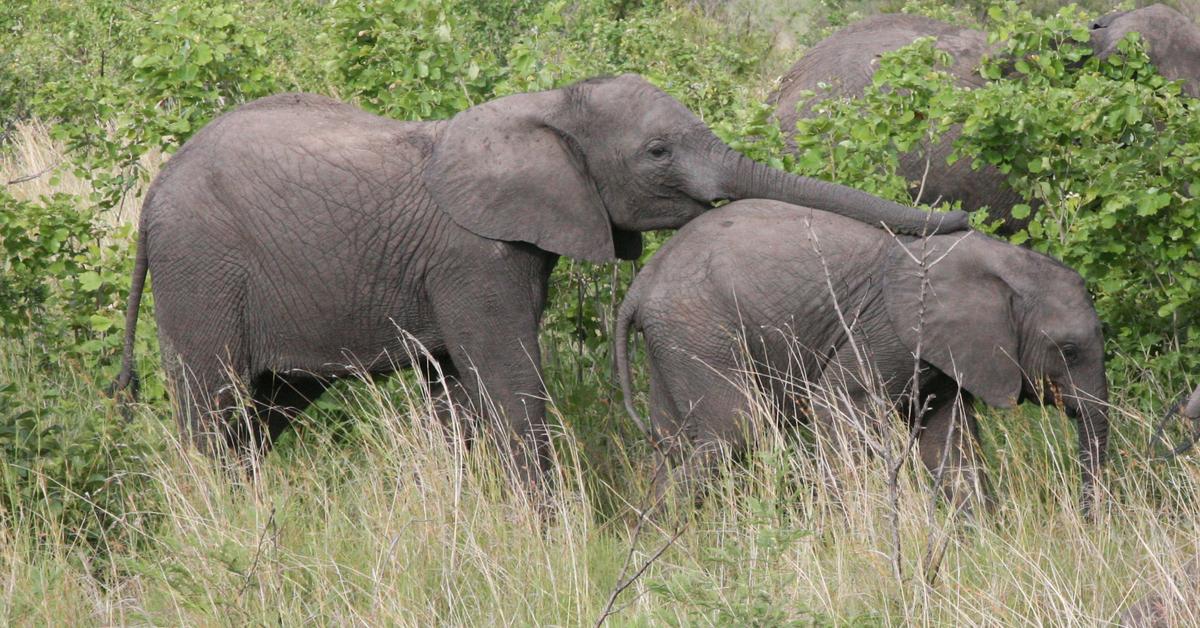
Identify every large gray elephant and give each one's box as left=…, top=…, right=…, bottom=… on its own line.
left=769, top=5, right=1200, bottom=233
left=616, top=199, right=1109, bottom=514
left=111, top=74, right=965, bottom=491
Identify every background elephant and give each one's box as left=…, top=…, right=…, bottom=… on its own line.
left=616, top=199, right=1109, bottom=514
left=769, top=5, right=1200, bottom=233
left=1091, top=4, right=1200, bottom=99
left=1152, top=381, right=1200, bottom=456
left=112, top=74, right=965, bottom=491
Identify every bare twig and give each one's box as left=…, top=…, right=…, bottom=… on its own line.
left=595, top=522, right=686, bottom=627
left=913, top=129, right=935, bottom=207
left=5, top=162, right=58, bottom=185
left=594, top=455, right=687, bottom=627
left=237, top=505, right=277, bottom=600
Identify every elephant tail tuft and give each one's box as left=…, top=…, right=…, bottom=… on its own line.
left=615, top=293, right=652, bottom=440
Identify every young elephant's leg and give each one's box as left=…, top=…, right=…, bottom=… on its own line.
left=809, top=349, right=889, bottom=508
left=159, top=333, right=251, bottom=465
left=251, top=371, right=329, bottom=451
left=916, top=394, right=992, bottom=515
left=645, top=339, right=754, bottom=512
left=429, top=272, right=553, bottom=500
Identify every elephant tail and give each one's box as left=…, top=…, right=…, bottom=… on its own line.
left=615, top=295, right=652, bottom=440
left=110, top=229, right=148, bottom=404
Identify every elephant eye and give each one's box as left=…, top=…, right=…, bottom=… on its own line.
left=1060, top=344, right=1080, bottom=363
left=646, top=143, right=671, bottom=159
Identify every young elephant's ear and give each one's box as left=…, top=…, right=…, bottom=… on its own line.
left=424, top=90, right=618, bottom=263
left=883, top=232, right=1023, bottom=407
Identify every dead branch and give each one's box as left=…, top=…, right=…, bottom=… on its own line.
left=594, top=454, right=687, bottom=627
left=5, top=162, right=58, bottom=186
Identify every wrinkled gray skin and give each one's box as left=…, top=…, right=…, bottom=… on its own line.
left=617, top=200, right=1109, bottom=514
left=112, top=74, right=965, bottom=490
left=770, top=5, right=1200, bottom=234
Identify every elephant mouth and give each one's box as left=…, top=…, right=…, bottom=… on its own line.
left=1024, top=377, right=1073, bottom=416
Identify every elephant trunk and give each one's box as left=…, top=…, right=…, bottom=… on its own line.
left=1151, top=383, right=1200, bottom=458
left=720, top=149, right=970, bottom=235
left=1072, top=389, right=1109, bottom=519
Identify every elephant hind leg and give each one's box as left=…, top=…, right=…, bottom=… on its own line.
left=644, top=341, right=754, bottom=513
left=161, top=335, right=251, bottom=464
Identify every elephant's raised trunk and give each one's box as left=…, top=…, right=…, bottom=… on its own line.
left=721, top=149, right=970, bottom=236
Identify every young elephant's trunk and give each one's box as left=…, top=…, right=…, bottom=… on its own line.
left=1074, top=393, right=1109, bottom=519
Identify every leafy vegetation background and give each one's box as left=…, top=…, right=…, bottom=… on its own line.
left=1, top=0, right=1199, bottom=624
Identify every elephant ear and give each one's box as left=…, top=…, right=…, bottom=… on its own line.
left=424, top=90, right=618, bottom=263
left=883, top=233, right=1023, bottom=407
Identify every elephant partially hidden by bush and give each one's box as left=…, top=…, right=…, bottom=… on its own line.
left=111, top=74, right=965, bottom=493
left=1152, top=382, right=1200, bottom=456
left=616, top=200, right=1109, bottom=514
left=769, top=5, right=1200, bottom=232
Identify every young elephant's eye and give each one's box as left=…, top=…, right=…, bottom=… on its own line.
left=647, top=143, right=671, bottom=159
left=1060, top=344, right=1080, bottom=363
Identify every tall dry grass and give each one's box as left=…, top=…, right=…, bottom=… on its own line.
left=1, top=119, right=163, bottom=225
left=2, top=121, right=1198, bottom=626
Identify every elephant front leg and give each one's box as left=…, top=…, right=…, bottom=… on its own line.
left=915, top=393, right=992, bottom=517
left=431, top=288, right=553, bottom=505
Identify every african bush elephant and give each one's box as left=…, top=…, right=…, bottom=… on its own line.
left=616, top=199, right=1109, bottom=514
left=111, top=74, right=965, bottom=492
left=1153, top=381, right=1200, bottom=456
left=769, top=5, right=1200, bottom=232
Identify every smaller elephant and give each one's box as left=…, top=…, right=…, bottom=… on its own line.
left=615, top=200, right=1109, bottom=513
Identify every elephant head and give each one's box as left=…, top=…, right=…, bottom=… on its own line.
left=885, top=232, right=1109, bottom=514
left=1091, top=4, right=1200, bottom=98
left=424, top=74, right=965, bottom=263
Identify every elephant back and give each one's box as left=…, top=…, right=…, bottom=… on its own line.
left=1090, top=4, right=1200, bottom=98
left=770, top=14, right=992, bottom=137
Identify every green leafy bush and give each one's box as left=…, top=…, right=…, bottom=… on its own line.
left=327, top=0, right=504, bottom=119
left=35, top=1, right=278, bottom=209
left=0, top=377, right=158, bottom=552
left=0, top=193, right=98, bottom=333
